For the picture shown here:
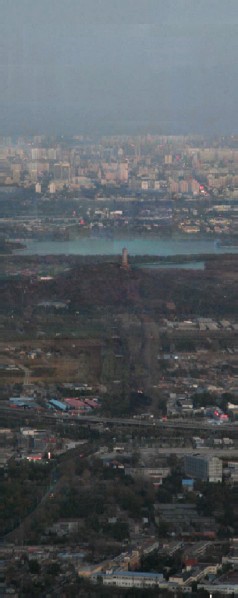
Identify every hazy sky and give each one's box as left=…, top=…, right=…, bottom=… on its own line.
left=1, top=0, right=238, bottom=135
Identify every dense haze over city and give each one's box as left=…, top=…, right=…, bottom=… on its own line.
left=1, top=0, right=238, bottom=134
left=2, top=2, right=238, bottom=597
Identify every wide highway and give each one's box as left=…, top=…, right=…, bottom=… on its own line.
left=0, top=404, right=236, bottom=433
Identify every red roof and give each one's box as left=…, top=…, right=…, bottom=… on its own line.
left=65, top=398, right=85, bottom=408
left=85, top=399, right=99, bottom=408
left=184, top=558, right=198, bottom=566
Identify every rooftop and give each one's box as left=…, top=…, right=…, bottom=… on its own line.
left=104, top=571, right=164, bottom=579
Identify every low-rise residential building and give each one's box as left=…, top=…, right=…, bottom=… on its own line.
left=125, top=466, right=170, bottom=485
left=98, top=571, right=164, bottom=589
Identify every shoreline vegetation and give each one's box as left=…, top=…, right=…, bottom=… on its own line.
left=1, top=250, right=238, bottom=267
left=0, top=240, right=26, bottom=254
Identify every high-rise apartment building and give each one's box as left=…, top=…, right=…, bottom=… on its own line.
left=184, top=455, right=222, bottom=483
left=164, top=154, right=173, bottom=165
left=118, top=162, right=129, bottom=183
left=35, top=183, right=41, bottom=193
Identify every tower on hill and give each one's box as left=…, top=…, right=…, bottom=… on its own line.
left=121, top=247, right=129, bottom=269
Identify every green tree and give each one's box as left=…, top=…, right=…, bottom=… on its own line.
left=28, top=560, right=41, bottom=574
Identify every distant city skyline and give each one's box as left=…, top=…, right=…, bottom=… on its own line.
left=1, top=0, right=238, bottom=135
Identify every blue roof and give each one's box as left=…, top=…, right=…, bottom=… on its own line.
left=49, top=399, right=68, bottom=411
left=9, top=399, right=35, bottom=407
left=10, top=397, right=35, bottom=402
